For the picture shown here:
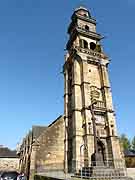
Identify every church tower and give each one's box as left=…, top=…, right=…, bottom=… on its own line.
left=63, top=7, right=125, bottom=173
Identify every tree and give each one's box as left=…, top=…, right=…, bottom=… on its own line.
left=120, top=134, right=131, bottom=151
left=131, top=136, right=135, bottom=151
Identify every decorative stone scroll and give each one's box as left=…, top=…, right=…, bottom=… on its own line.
left=90, top=86, right=100, bottom=100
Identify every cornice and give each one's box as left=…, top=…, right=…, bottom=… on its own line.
left=75, top=14, right=96, bottom=25
left=75, top=46, right=108, bottom=60
left=71, top=81, right=90, bottom=88
left=76, top=27, right=102, bottom=40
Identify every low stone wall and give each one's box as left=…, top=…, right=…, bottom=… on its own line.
left=0, top=157, right=19, bottom=171
left=127, top=168, right=135, bottom=179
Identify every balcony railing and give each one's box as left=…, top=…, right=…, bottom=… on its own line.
left=93, top=100, right=106, bottom=110
left=75, top=46, right=108, bottom=60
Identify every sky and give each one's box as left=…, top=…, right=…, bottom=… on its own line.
left=0, top=0, right=135, bottom=149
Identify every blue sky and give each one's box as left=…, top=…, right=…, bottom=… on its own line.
left=0, top=0, right=134, bottom=149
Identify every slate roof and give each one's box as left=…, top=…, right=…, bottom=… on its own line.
left=32, top=125, right=47, bottom=139
left=0, top=146, right=18, bottom=158
left=48, top=115, right=63, bottom=127
left=124, top=149, right=135, bottom=157
left=75, top=6, right=88, bottom=12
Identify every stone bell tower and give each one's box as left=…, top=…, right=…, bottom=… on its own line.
left=63, top=6, right=124, bottom=173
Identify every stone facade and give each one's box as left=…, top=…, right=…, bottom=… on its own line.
left=35, top=115, right=64, bottom=173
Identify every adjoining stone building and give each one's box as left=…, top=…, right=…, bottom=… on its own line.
left=35, top=115, right=64, bottom=173
left=19, top=6, right=130, bottom=180
left=0, top=146, right=19, bottom=171
left=18, top=125, right=47, bottom=178
left=18, top=116, right=64, bottom=180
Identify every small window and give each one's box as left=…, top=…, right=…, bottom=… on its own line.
left=85, top=25, right=89, bottom=31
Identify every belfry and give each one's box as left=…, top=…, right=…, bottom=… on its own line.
left=63, top=6, right=125, bottom=174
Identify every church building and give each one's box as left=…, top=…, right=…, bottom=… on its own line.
left=19, top=6, right=128, bottom=180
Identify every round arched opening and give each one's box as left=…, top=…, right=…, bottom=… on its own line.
left=80, top=39, right=88, bottom=49
left=84, top=40, right=88, bottom=49
left=90, top=42, right=96, bottom=50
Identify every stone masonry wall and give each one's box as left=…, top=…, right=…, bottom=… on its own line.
left=35, top=116, right=65, bottom=173
left=0, top=158, right=19, bottom=171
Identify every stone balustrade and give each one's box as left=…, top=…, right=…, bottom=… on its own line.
left=94, top=100, right=106, bottom=110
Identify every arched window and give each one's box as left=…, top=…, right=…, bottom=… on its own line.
left=79, top=39, right=88, bottom=49
left=90, top=42, right=96, bottom=50
left=85, top=25, right=89, bottom=31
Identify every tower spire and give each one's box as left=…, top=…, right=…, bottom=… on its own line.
left=63, top=6, right=126, bottom=174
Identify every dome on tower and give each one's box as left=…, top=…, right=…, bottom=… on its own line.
left=75, top=6, right=88, bottom=12
left=74, top=6, right=91, bottom=18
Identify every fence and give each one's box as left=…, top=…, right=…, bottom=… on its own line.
left=35, top=159, right=128, bottom=179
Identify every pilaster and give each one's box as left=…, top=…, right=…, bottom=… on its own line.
left=29, top=144, right=39, bottom=180
left=71, top=59, right=83, bottom=172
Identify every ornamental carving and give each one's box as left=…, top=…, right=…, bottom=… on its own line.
left=90, top=86, right=100, bottom=100
left=91, top=90, right=100, bottom=99
left=75, top=46, right=108, bottom=60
